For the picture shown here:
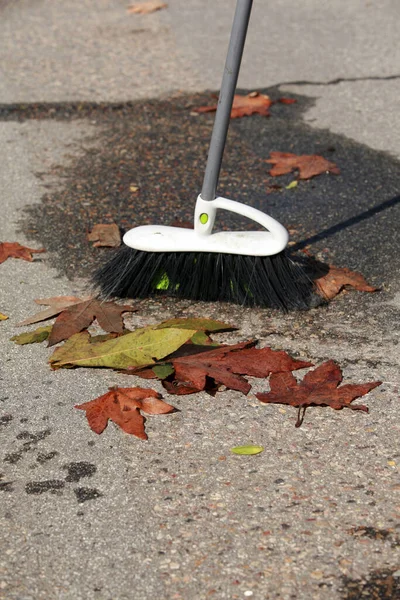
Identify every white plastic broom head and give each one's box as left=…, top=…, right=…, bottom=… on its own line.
left=123, top=195, right=289, bottom=257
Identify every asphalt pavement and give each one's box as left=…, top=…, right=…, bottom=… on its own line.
left=1, top=1, right=400, bottom=599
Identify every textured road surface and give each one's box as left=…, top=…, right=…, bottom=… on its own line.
left=1, top=1, right=400, bottom=599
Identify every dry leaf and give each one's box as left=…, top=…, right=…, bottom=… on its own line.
left=0, top=242, right=45, bottom=264
left=316, top=265, right=378, bottom=300
left=256, top=360, right=381, bottom=427
left=266, top=151, right=340, bottom=180
left=47, top=298, right=137, bottom=346
left=11, top=325, right=52, bottom=345
left=49, top=327, right=197, bottom=370
left=0, top=312, right=8, bottom=320
left=134, top=340, right=312, bottom=396
left=193, top=92, right=273, bottom=119
left=17, top=296, right=88, bottom=327
left=127, top=1, right=167, bottom=14
left=75, top=386, right=175, bottom=439
left=88, top=224, right=121, bottom=248
left=278, top=97, right=297, bottom=105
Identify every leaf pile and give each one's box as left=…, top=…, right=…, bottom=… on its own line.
left=131, top=340, right=312, bottom=395
left=12, top=297, right=382, bottom=437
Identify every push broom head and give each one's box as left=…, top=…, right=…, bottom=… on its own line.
left=93, top=195, right=322, bottom=311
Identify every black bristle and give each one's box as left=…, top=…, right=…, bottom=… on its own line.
left=93, top=245, right=324, bottom=310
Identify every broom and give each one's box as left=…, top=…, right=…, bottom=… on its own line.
left=93, top=0, right=319, bottom=310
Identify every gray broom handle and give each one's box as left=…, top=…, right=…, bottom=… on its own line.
left=201, top=0, right=253, bottom=202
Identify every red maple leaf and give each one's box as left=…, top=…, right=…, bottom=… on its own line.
left=75, top=387, right=176, bottom=439
left=256, top=360, right=381, bottom=427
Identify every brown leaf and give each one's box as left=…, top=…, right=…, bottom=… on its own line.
left=17, top=296, right=87, bottom=326
left=153, top=341, right=312, bottom=396
left=266, top=151, right=340, bottom=180
left=75, top=387, right=175, bottom=439
left=0, top=242, right=45, bottom=264
left=316, top=264, right=379, bottom=300
left=193, top=92, right=273, bottom=119
left=88, top=224, right=121, bottom=248
left=256, top=360, right=381, bottom=427
left=278, top=97, right=297, bottom=105
left=127, top=1, right=167, bottom=14
left=169, top=219, right=193, bottom=229
left=48, top=299, right=137, bottom=346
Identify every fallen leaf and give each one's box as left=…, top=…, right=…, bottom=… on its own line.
left=47, top=298, right=137, bottom=346
left=266, top=151, right=340, bottom=180
left=315, top=264, right=379, bottom=300
left=0, top=242, right=45, bottom=264
left=149, top=341, right=312, bottom=395
left=127, top=1, right=167, bottom=14
left=193, top=92, right=273, bottom=119
left=230, top=445, right=264, bottom=455
left=88, top=224, right=121, bottom=248
left=169, top=219, right=193, bottom=229
left=256, top=360, right=381, bottom=427
left=75, top=386, right=175, bottom=439
left=155, top=317, right=235, bottom=333
left=11, top=325, right=52, bottom=345
left=278, top=97, right=297, bottom=105
left=286, top=180, right=298, bottom=190
left=49, top=327, right=197, bottom=369
left=17, top=296, right=87, bottom=327
left=0, top=312, right=8, bottom=320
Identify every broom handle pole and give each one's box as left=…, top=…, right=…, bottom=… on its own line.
left=201, top=0, right=253, bottom=202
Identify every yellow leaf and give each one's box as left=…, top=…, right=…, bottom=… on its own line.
left=0, top=312, right=8, bottom=320
left=230, top=445, right=264, bottom=456
left=49, top=327, right=196, bottom=370
left=286, top=180, right=298, bottom=190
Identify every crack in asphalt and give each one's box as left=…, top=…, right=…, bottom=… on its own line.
left=280, top=74, right=400, bottom=86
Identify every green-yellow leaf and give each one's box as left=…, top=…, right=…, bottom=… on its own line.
left=190, top=330, right=219, bottom=346
left=230, top=445, right=264, bottom=455
left=0, top=312, right=8, bottom=320
left=10, top=325, right=52, bottom=345
left=286, top=180, right=298, bottom=190
left=156, top=317, right=235, bottom=332
left=49, top=327, right=197, bottom=370
left=153, top=364, right=174, bottom=379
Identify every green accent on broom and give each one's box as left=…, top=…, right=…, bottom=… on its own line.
left=199, top=213, right=209, bottom=224
left=155, top=272, right=170, bottom=290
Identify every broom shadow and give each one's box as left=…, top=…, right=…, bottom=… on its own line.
left=290, top=193, right=400, bottom=281
left=292, top=194, right=400, bottom=252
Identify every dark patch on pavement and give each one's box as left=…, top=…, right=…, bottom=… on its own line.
left=3, top=451, right=23, bottom=464
left=3, top=89, right=396, bottom=295
left=74, top=487, right=103, bottom=503
left=0, top=414, right=13, bottom=426
left=0, top=479, right=14, bottom=492
left=63, top=461, right=97, bottom=482
left=16, top=429, right=51, bottom=442
left=36, top=451, right=59, bottom=464
left=4, top=429, right=52, bottom=464
left=341, top=569, right=400, bottom=599
left=25, top=480, right=65, bottom=494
